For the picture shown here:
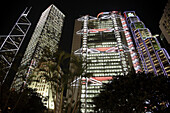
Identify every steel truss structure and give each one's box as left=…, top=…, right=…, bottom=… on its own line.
left=0, top=8, right=31, bottom=85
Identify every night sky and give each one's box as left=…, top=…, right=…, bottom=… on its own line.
left=0, top=0, right=168, bottom=53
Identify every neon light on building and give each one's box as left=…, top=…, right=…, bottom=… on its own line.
left=124, top=11, right=170, bottom=76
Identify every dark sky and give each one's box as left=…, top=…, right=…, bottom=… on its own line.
left=0, top=0, right=168, bottom=52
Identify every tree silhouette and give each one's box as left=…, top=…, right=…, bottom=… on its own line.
left=1, top=88, right=47, bottom=113
left=92, top=72, right=170, bottom=113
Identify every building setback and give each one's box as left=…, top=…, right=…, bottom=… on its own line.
left=124, top=11, right=170, bottom=76
left=11, top=4, right=65, bottom=110
left=71, top=11, right=141, bottom=113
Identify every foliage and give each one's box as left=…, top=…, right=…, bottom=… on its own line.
left=33, top=47, right=85, bottom=113
left=1, top=88, right=47, bottom=113
left=92, top=72, right=170, bottom=113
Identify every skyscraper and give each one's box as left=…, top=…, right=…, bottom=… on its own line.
left=159, top=0, right=170, bottom=45
left=159, top=0, right=170, bottom=53
left=0, top=8, right=31, bottom=89
left=71, top=11, right=141, bottom=113
left=124, top=11, right=170, bottom=76
left=12, top=4, right=65, bottom=110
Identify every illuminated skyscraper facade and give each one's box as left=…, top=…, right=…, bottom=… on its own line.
left=72, top=11, right=141, bottom=113
left=124, top=11, right=170, bottom=76
left=12, top=4, right=65, bottom=110
left=159, top=0, right=170, bottom=44
left=159, top=0, right=170, bottom=53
